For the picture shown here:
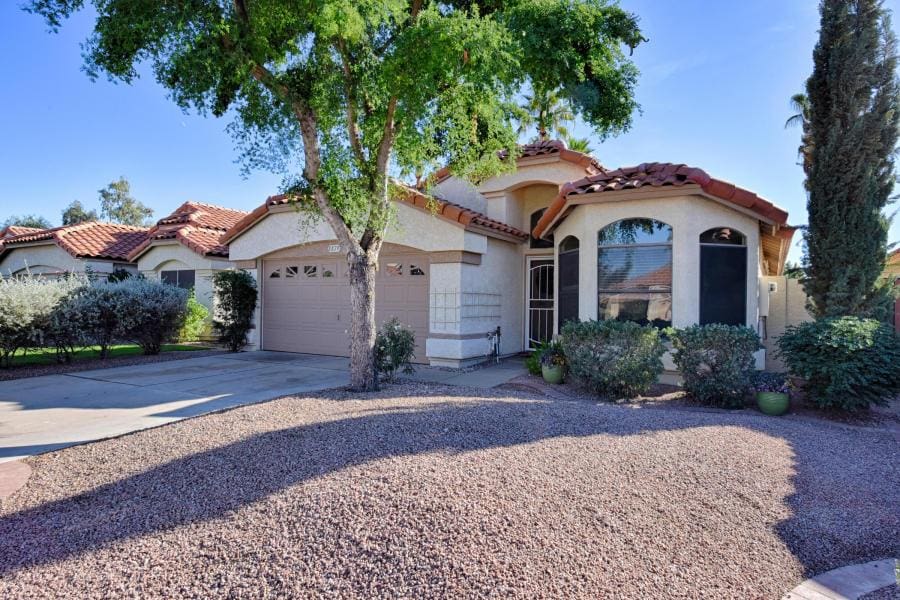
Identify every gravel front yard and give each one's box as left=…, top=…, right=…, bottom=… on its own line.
left=0, top=383, right=897, bottom=598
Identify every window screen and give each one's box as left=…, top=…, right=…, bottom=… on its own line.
left=161, top=269, right=196, bottom=290
left=699, top=228, right=747, bottom=326
left=598, top=219, right=672, bottom=328
left=558, top=236, right=579, bottom=329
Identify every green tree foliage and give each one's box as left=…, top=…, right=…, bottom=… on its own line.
left=28, top=0, right=644, bottom=389
left=98, top=178, right=154, bottom=226
left=777, top=316, right=900, bottom=410
left=2, top=215, right=51, bottom=229
left=565, top=136, right=595, bottom=154
left=802, top=0, right=900, bottom=318
left=61, top=200, right=99, bottom=225
left=178, top=290, right=210, bottom=342
left=784, top=92, right=812, bottom=176
left=517, top=86, right=574, bottom=141
left=212, top=270, right=258, bottom=353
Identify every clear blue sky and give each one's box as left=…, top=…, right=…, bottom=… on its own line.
left=2, top=1, right=899, bottom=262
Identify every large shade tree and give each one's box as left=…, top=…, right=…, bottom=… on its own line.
left=802, top=0, right=899, bottom=318
left=28, top=0, right=644, bottom=390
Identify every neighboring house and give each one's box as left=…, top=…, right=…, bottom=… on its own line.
left=0, top=221, right=147, bottom=279
left=223, top=140, right=795, bottom=369
left=128, top=201, right=249, bottom=331
left=885, top=248, right=900, bottom=331
left=0, top=225, right=44, bottom=240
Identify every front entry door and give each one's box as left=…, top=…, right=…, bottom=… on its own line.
left=527, top=257, right=555, bottom=348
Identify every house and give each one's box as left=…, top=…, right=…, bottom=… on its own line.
left=222, top=140, right=795, bottom=368
left=0, top=221, right=147, bottom=279
left=128, top=201, right=249, bottom=326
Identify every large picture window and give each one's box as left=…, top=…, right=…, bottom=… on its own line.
left=699, top=227, right=747, bottom=326
left=597, top=219, right=672, bottom=328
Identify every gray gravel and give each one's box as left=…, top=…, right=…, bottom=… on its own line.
left=0, top=382, right=897, bottom=598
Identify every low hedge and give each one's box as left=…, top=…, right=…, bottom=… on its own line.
left=559, top=319, right=665, bottom=399
left=777, top=316, right=900, bottom=410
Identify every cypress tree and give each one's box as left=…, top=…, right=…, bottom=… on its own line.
left=803, top=0, right=899, bottom=317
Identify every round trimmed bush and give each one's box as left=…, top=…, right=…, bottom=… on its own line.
left=559, top=319, right=665, bottom=399
left=668, top=324, right=762, bottom=408
left=777, top=316, right=900, bottom=410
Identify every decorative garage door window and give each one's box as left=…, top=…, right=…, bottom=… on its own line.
left=597, top=218, right=672, bottom=328
left=161, top=269, right=196, bottom=290
left=699, top=227, right=747, bottom=326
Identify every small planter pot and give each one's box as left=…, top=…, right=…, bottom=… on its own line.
left=541, top=364, right=565, bottom=384
left=756, top=392, right=789, bottom=416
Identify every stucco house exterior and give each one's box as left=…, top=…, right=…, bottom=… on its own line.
left=222, top=140, right=795, bottom=369
left=128, top=201, right=249, bottom=326
left=0, top=221, right=147, bottom=279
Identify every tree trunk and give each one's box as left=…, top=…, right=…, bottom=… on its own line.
left=347, top=251, right=379, bottom=391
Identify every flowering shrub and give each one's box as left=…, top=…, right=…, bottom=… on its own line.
left=668, top=324, right=762, bottom=408
left=753, top=372, right=792, bottom=394
left=559, top=319, right=665, bottom=399
left=538, top=340, right=566, bottom=368
left=375, top=317, right=416, bottom=382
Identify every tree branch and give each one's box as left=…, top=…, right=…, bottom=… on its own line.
left=337, top=39, right=367, bottom=167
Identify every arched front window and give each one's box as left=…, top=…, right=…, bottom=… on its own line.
left=558, top=236, right=580, bottom=329
left=700, top=227, right=747, bottom=326
left=530, top=208, right=554, bottom=249
left=597, top=219, right=673, bottom=328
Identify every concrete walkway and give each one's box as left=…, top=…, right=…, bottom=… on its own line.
left=782, top=558, right=898, bottom=599
left=0, top=351, right=525, bottom=464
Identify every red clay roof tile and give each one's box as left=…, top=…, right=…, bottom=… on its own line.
left=128, top=201, right=249, bottom=260
left=0, top=222, right=148, bottom=261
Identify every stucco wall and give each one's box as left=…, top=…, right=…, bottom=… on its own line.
left=0, top=244, right=137, bottom=278
left=553, top=193, right=763, bottom=331
left=228, top=202, right=481, bottom=262
left=761, top=276, right=813, bottom=371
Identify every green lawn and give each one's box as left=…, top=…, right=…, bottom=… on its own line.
left=9, top=344, right=211, bottom=367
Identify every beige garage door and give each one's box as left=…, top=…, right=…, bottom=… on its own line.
left=262, top=250, right=430, bottom=363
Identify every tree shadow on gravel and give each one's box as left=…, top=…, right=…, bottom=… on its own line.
left=0, top=387, right=896, bottom=579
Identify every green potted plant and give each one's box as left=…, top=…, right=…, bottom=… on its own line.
left=539, top=340, right=567, bottom=384
left=753, top=372, right=792, bottom=416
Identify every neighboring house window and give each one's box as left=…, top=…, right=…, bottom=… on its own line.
left=597, top=219, right=673, bottom=328
left=699, top=227, right=747, bottom=326
left=530, top=209, right=554, bottom=249
left=161, top=269, right=196, bottom=289
left=558, top=236, right=580, bottom=329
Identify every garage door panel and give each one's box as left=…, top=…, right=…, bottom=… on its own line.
left=263, top=252, right=430, bottom=363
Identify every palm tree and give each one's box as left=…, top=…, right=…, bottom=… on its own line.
left=785, top=93, right=813, bottom=176
left=518, top=87, right=574, bottom=141
left=565, top=136, right=594, bottom=154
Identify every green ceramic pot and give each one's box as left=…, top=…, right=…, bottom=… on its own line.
left=541, top=364, right=565, bottom=384
left=757, top=392, right=789, bottom=416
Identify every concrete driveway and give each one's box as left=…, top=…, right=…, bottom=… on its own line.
left=0, top=352, right=350, bottom=463
left=0, top=351, right=526, bottom=464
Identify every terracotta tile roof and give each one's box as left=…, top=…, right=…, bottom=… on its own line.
left=0, top=225, right=44, bottom=239
left=129, top=201, right=249, bottom=260
left=532, top=162, right=795, bottom=275
left=0, top=222, right=147, bottom=261
left=394, top=183, right=529, bottom=242
left=428, top=139, right=602, bottom=186
left=222, top=189, right=529, bottom=246
left=534, top=162, right=790, bottom=239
